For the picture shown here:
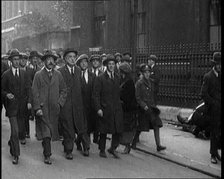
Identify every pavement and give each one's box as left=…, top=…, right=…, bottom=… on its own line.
left=124, top=105, right=221, bottom=178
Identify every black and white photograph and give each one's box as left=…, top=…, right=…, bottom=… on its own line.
left=1, top=0, right=221, bottom=178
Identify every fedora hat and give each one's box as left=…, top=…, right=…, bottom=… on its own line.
left=41, top=50, right=58, bottom=61
left=63, top=48, right=78, bottom=59
left=8, top=49, right=22, bottom=61
left=210, top=52, right=221, bottom=64
left=29, top=51, right=43, bottom=59
left=1, top=54, right=9, bottom=60
left=76, top=54, right=89, bottom=66
left=102, top=54, right=118, bottom=66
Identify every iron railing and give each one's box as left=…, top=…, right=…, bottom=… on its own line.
left=80, top=43, right=221, bottom=108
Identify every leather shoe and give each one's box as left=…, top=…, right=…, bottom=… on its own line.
left=44, top=156, right=52, bottom=165
left=211, top=156, right=217, bottom=164
left=99, top=150, right=107, bottom=158
left=157, top=145, right=166, bottom=152
left=20, top=139, right=26, bottom=145
left=66, top=153, right=73, bottom=160
left=83, top=149, right=89, bottom=157
left=107, top=149, right=120, bottom=159
left=12, top=156, right=19, bottom=165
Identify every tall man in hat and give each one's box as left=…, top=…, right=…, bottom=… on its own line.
left=92, top=54, right=123, bottom=159
left=58, top=49, right=89, bottom=159
left=32, top=50, right=67, bottom=164
left=19, top=53, right=33, bottom=139
left=200, top=52, right=221, bottom=164
left=1, top=49, right=31, bottom=164
left=89, top=54, right=104, bottom=143
left=76, top=54, right=95, bottom=149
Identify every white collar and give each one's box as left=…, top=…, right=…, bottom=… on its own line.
left=11, top=66, right=19, bottom=76
left=45, top=67, right=52, bottom=72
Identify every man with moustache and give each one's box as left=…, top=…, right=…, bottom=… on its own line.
left=2, top=49, right=30, bottom=164
left=92, top=54, right=123, bottom=159
left=58, top=49, right=89, bottom=159
left=32, top=50, right=67, bottom=164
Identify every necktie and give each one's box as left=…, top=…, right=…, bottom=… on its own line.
left=48, top=71, right=52, bottom=80
left=111, top=72, right=114, bottom=80
left=15, top=69, right=19, bottom=78
left=71, top=67, right=74, bottom=76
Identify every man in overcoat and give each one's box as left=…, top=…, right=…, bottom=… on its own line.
left=200, top=52, right=221, bottom=164
left=76, top=54, right=96, bottom=147
left=32, top=50, right=67, bottom=164
left=58, top=48, right=90, bottom=159
left=92, top=54, right=123, bottom=159
left=1, top=49, right=30, bottom=164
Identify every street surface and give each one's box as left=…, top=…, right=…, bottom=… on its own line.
left=2, top=108, right=212, bottom=179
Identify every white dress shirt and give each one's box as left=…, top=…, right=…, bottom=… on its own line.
left=12, top=66, right=19, bottom=77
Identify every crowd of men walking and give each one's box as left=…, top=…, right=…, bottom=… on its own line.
left=1, top=48, right=221, bottom=165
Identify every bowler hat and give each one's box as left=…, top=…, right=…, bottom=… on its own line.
left=63, top=48, right=78, bottom=59
left=149, top=55, right=158, bottom=61
left=102, top=54, right=118, bottom=66
left=119, top=62, right=132, bottom=74
left=41, top=50, right=58, bottom=61
left=8, top=49, right=22, bottom=61
left=76, top=54, right=89, bottom=66
left=29, top=51, right=43, bottom=59
left=89, top=54, right=101, bottom=62
left=140, top=64, right=151, bottom=73
left=210, top=52, right=221, bottom=64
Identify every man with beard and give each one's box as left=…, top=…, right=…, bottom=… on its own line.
left=32, top=50, right=67, bottom=164
left=58, top=48, right=89, bottom=159
left=2, top=49, right=30, bottom=164
left=200, top=52, right=221, bottom=164
left=93, top=54, right=123, bottom=159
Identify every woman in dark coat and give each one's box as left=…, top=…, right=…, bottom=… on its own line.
left=119, top=63, right=138, bottom=154
left=134, top=64, right=166, bottom=152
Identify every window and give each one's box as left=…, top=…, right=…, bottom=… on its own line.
left=210, top=0, right=221, bottom=45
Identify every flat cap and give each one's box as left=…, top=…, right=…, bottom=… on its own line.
left=76, top=54, right=89, bottom=66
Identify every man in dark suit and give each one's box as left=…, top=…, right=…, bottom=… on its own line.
left=89, top=54, right=104, bottom=143
left=1, top=49, right=30, bottom=164
left=58, top=48, right=90, bottom=159
left=76, top=54, right=96, bottom=149
left=200, top=52, right=221, bottom=164
left=92, top=54, right=123, bottom=159
left=19, top=53, right=33, bottom=139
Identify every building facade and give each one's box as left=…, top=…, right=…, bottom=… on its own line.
left=70, top=0, right=221, bottom=51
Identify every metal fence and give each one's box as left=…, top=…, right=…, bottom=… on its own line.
left=80, top=43, right=221, bottom=108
